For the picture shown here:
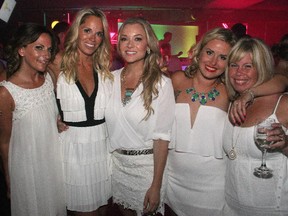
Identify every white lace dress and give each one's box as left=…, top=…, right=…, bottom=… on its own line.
left=223, top=94, right=288, bottom=216
left=0, top=74, right=66, bottom=216
left=57, top=72, right=112, bottom=212
left=105, top=68, right=175, bottom=216
left=166, top=105, right=227, bottom=216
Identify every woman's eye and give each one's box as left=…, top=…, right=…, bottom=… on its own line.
left=96, top=32, right=104, bottom=38
left=120, top=37, right=127, bottom=42
left=135, top=37, right=142, bottom=42
left=84, top=28, right=91, bottom=33
left=220, top=56, right=227, bottom=61
left=35, top=45, right=43, bottom=50
left=244, top=64, right=253, bottom=69
left=206, top=50, right=212, bottom=55
left=230, top=63, right=238, bottom=68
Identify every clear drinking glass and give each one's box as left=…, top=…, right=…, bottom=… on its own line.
left=253, top=118, right=275, bottom=179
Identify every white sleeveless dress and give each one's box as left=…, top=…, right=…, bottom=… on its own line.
left=166, top=104, right=227, bottom=216
left=0, top=74, right=66, bottom=216
left=57, top=72, right=112, bottom=212
left=223, top=94, right=288, bottom=216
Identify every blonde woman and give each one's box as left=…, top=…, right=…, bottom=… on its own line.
left=56, top=8, right=113, bottom=216
left=105, top=17, right=175, bottom=216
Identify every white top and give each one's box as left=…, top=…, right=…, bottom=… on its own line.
left=223, top=94, right=288, bottom=215
left=105, top=68, right=175, bottom=152
left=174, top=104, right=226, bottom=158
left=166, top=104, right=227, bottom=216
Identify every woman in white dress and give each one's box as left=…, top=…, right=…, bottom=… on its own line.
left=56, top=8, right=113, bottom=216
left=165, top=28, right=237, bottom=216
left=223, top=37, right=288, bottom=216
left=0, top=23, right=66, bottom=216
left=105, top=17, right=175, bottom=216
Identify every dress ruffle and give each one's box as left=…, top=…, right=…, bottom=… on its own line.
left=57, top=73, right=112, bottom=212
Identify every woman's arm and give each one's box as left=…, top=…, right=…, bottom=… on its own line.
left=143, top=139, right=169, bottom=214
left=0, top=87, right=14, bottom=199
left=230, top=74, right=288, bottom=125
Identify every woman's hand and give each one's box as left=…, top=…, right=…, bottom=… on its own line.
left=143, top=185, right=160, bottom=215
left=229, top=89, right=254, bottom=125
left=267, top=123, right=287, bottom=152
left=57, top=115, right=68, bottom=133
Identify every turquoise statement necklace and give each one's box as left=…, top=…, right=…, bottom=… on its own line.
left=186, top=84, right=220, bottom=105
left=121, top=68, right=142, bottom=106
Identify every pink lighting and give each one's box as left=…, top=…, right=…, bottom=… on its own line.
left=222, top=23, right=229, bottom=29
left=110, top=32, right=117, bottom=44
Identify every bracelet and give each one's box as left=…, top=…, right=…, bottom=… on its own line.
left=243, top=89, right=255, bottom=104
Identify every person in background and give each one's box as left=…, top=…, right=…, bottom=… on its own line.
left=231, top=23, right=251, bottom=40
left=223, top=37, right=288, bottom=216
left=53, top=21, right=70, bottom=51
left=275, top=43, right=288, bottom=76
left=0, top=23, right=66, bottom=216
left=105, top=17, right=175, bottom=216
left=47, top=21, right=70, bottom=86
left=165, top=27, right=237, bottom=216
left=55, top=8, right=113, bottom=216
left=159, top=31, right=183, bottom=57
left=160, top=42, right=182, bottom=76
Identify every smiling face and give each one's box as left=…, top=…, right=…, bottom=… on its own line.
left=19, top=33, right=52, bottom=72
left=228, top=52, right=258, bottom=93
left=77, top=15, right=104, bottom=56
left=118, top=23, right=148, bottom=65
left=198, top=39, right=231, bottom=79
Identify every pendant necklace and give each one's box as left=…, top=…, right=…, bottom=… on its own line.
left=228, top=127, right=241, bottom=160
left=186, top=81, right=220, bottom=105
left=121, top=68, right=142, bottom=106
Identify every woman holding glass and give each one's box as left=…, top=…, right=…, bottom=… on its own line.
left=223, top=37, right=288, bottom=215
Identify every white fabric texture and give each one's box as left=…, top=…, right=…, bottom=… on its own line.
left=105, top=68, right=175, bottom=215
left=223, top=94, right=288, bottom=216
left=57, top=73, right=112, bottom=212
left=166, top=104, right=227, bottom=216
left=0, top=74, right=66, bottom=216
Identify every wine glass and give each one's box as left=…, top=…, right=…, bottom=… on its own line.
left=253, top=118, right=275, bottom=179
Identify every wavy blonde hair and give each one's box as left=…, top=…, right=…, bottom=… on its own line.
left=61, top=8, right=112, bottom=82
left=185, top=28, right=237, bottom=82
left=117, top=17, right=162, bottom=120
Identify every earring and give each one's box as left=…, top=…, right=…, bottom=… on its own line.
left=147, top=48, right=151, bottom=55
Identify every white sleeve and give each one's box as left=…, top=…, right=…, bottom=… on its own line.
left=152, top=77, right=175, bottom=141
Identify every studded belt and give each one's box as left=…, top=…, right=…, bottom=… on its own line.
left=115, top=149, right=153, bottom=156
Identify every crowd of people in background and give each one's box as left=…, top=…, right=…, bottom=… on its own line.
left=0, top=7, right=288, bottom=216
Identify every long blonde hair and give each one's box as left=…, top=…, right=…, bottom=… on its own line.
left=61, top=8, right=112, bottom=82
left=118, top=17, right=162, bottom=119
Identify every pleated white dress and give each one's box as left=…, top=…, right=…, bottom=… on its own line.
left=0, top=74, right=66, bottom=216
left=57, top=72, right=112, bottom=212
left=223, top=95, right=288, bottom=216
left=166, top=104, right=227, bottom=216
left=105, top=68, right=175, bottom=216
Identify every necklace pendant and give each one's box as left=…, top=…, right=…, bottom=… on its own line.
left=122, top=88, right=133, bottom=106
left=228, top=148, right=237, bottom=160
left=199, top=94, right=207, bottom=105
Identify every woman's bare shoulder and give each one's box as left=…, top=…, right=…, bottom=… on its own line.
left=170, top=70, right=189, bottom=89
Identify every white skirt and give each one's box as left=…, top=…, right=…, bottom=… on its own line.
left=112, top=151, right=166, bottom=216
left=61, top=124, right=112, bottom=212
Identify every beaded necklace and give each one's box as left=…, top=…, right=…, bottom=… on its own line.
left=185, top=82, right=220, bottom=105
left=121, top=68, right=142, bottom=106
